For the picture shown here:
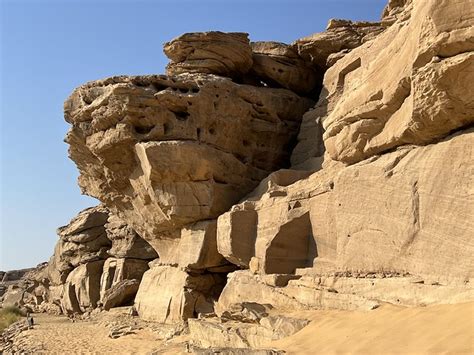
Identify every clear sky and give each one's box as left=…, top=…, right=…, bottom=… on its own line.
left=0, top=0, right=386, bottom=270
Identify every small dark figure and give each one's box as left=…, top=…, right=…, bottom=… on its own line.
left=26, top=311, right=34, bottom=329
left=128, top=306, right=138, bottom=317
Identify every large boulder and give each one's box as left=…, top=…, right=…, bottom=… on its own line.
left=101, top=279, right=140, bottom=311
left=175, top=220, right=229, bottom=271
left=134, top=265, right=225, bottom=323
left=61, top=260, right=104, bottom=314
left=164, top=32, right=253, bottom=78
left=99, top=257, right=149, bottom=302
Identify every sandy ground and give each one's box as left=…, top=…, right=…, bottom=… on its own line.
left=9, top=313, right=182, bottom=354
left=273, top=302, right=474, bottom=354
left=6, top=302, right=474, bottom=354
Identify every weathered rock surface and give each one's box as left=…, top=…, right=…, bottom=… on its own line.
left=134, top=265, right=225, bottom=323
left=65, top=74, right=312, bottom=262
left=41, top=206, right=156, bottom=315
left=176, top=220, right=229, bottom=271
left=31, top=1, right=473, bottom=346
left=219, top=129, right=474, bottom=285
left=47, top=206, right=111, bottom=285
left=250, top=41, right=318, bottom=95
left=0, top=263, right=50, bottom=310
left=293, top=19, right=385, bottom=70
left=105, top=215, right=158, bottom=260
left=296, top=0, right=474, bottom=166
left=99, top=258, right=149, bottom=301
left=382, top=0, right=412, bottom=25
left=1, top=268, right=34, bottom=283
left=101, top=279, right=140, bottom=311
left=189, top=314, right=309, bottom=349
left=216, top=271, right=380, bottom=314
left=164, top=32, right=253, bottom=78
left=61, top=260, right=104, bottom=314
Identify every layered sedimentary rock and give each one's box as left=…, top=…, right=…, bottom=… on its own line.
left=99, top=258, right=149, bottom=300
left=164, top=32, right=253, bottom=78
left=250, top=41, right=318, bottom=95
left=105, top=215, right=158, bottom=260
left=65, top=74, right=312, bottom=262
left=213, top=0, right=474, bottom=320
left=61, top=260, right=104, bottom=314
left=294, top=0, right=474, bottom=167
left=62, top=66, right=313, bottom=321
left=293, top=19, right=385, bottom=70
left=0, top=263, right=50, bottom=311
left=219, top=130, right=474, bottom=284
left=48, top=206, right=110, bottom=285
left=43, top=206, right=157, bottom=314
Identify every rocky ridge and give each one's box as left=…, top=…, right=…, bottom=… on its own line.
left=2, top=0, right=473, bottom=352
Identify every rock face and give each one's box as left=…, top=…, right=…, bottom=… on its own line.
left=33, top=0, right=473, bottom=346
left=61, top=260, right=104, bottom=314
left=294, top=0, right=474, bottom=167
left=105, top=215, right=158, bottom=260
left=250, top=41, right=318, bottom=95
left=293, top=19, right=385, bottom=70
left=65, top=74, right=312, bottom=262
left=219, top=129, right=474, bottom=283
left=43, top=206, right=157, bottom=314
left=134, top=265, right=225, bottom=323
left=48, top=206, right=110, bottom=285
left=0, top=263, right=52, bottom=311
left=164, top=32, right=253, bottom=78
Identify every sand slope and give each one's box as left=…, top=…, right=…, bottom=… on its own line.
left=272, top=302, right=474, bottom=354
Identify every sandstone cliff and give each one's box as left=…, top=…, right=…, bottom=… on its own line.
left=7, top=0, right=473, bottom=351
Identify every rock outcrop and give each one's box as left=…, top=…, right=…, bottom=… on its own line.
left=24, top=0, right=474, bottom=351
left=250, top=41, right=319, bottom=95
left=164, top=32, right=253, bottom=78
left=40, top=206, right=157, bottom=314
left=293, top=19, right=385, bottom=70
left=65, top=74, right=312, bottom=261
left=294, top=0, right=474, bottom=167
left=0, top=263, right=51, bottom=312
left=219, top=129, right=474, bottom=284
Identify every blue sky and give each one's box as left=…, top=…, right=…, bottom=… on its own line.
left=0, top=0, right=386, bottom=270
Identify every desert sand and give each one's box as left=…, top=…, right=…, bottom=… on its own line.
left=273, top=302, right=474, bottom=354
left=6, top=302, right=473, bottom=354
left=8, top=313, right=181, bottom=354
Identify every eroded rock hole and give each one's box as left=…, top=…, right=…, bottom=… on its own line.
left=134, top=125, right=155, bottom=134
left=152, top=83, right=168, bottom=92
left=171, top=109, right=190, bottom=121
